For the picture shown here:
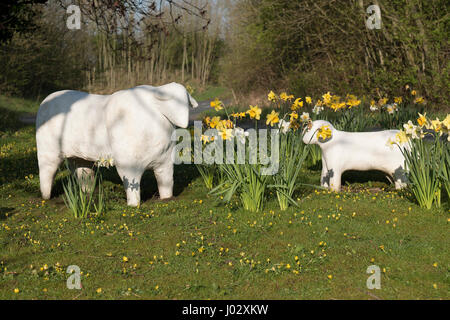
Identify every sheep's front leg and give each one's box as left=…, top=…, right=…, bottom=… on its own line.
left=321, top=157, right=330, bottom=188
left=329, top=168, right=342, bottom=192
left=116, top=165, right=145, bottom=207
left=392, top=168, right=408, bottom=190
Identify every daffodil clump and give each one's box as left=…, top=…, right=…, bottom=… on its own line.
left=290, top=86, right=427, bottom=133
left=199, top=93, right=311, bottom=211
left=389, top=113, right=450, bottom=209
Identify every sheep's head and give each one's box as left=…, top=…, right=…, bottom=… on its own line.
left=303, top=120, right=335, bottom=145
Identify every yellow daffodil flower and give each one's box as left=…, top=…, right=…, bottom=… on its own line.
left=210, top=98, right=223, bottom=111
left=209, top=116, right=221, bottom=129
left=394, top=97, right=403, bottom=104
left=317, top=125, right=332, bottom=141
left=268, top=91, right=277, bottom=102
left=417, top=113, right=427, bottom=127
left=266, top=110, right=280, bottom=126
left=247, top=105, right=262, bottom=120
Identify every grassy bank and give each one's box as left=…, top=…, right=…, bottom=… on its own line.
left=0, top=95, right=448, bottom=299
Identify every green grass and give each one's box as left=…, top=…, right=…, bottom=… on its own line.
left=0, top=95, right=449, bottom=300
left=191, top=86, right=230, bottom=102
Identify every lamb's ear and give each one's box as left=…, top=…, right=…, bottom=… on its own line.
left=152, top=85, right=190, bottom=129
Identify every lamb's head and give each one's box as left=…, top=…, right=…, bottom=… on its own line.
left=302, top=120, right=335, bottom=145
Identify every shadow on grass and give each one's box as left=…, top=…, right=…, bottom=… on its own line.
left=0, top=207, right=15, bottom=220
left=342, top=170, right=391, bottom=187
left=0, top=106, right=30, bottom=133
left=51, top=163, right=200, bottom=204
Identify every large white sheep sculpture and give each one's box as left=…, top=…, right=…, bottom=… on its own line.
left=36, top=83, right=198, bottom=207
left=303, top=120, right=407, bottom=191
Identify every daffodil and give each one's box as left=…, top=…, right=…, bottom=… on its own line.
left=278, top=119, right=291, bottom=134
left=370, top=101, right=378, bottom=112
left=378, top=98, right=388, bottom=106
left=300, top=112, right=310, bottom=122
left=317, top=125, right=332, bottom=141
left=417, top=113, right=427, bottom=127
left=210, top=98, right=223, bottom=111
left=322, top=92, right=332, bottom=105
left=247, top=105, right=262, bottom=120
left=289, top=112, right=298, bottom=122
left=395, top=130, right=409, bottom=145
left=385, top=104, right=397, bottom=114
left=268, top=91, right=277, bottom=102
left=394, top=97, right=403, bottom=104
left=312, top=104, right=324, bottom=115
left=219, top=128, right=234, bottom=141
left=291, top=98, right=303, bottom=110
left=305, top=96, right=312, bottom=104
left=403, top=120, right=420, bottom=139
left=266, top=110, right=280, bottom=126
left=411, top=90, right=417, bottom=96
left=209, top=116, right=221, bottom=129
left=430, top=118, right=442, bottom=133
left=201, top=135, right=211, bottom=145
left=414, top=97, right=425, bottom=104
left=280, top=92, right=294, bottom=101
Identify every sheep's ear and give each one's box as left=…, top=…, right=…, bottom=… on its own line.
left=188, top=92, right=198, bottom=109
left=151, top=84, right=190, bottom=128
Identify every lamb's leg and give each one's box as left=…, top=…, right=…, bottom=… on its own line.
left=321, top=157, right=330, bottom=188
left=154, top=162, right=174, bottom=199
left=116, top=165, right=145, bottom=207
left=38, top=153, right=62, bottom=199
left=329, top=169, right=342, bottom=192
left=393, top=170, right=408, bottom=190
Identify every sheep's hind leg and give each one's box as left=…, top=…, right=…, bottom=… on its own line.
left=154, top=162, right=174, bottom=199
left=38, top=153, right=62, bottom=200
left=70, top=159, right=95, bottom=193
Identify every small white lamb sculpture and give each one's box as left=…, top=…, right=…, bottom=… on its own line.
left=303, top=120, right=407, bottom=191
